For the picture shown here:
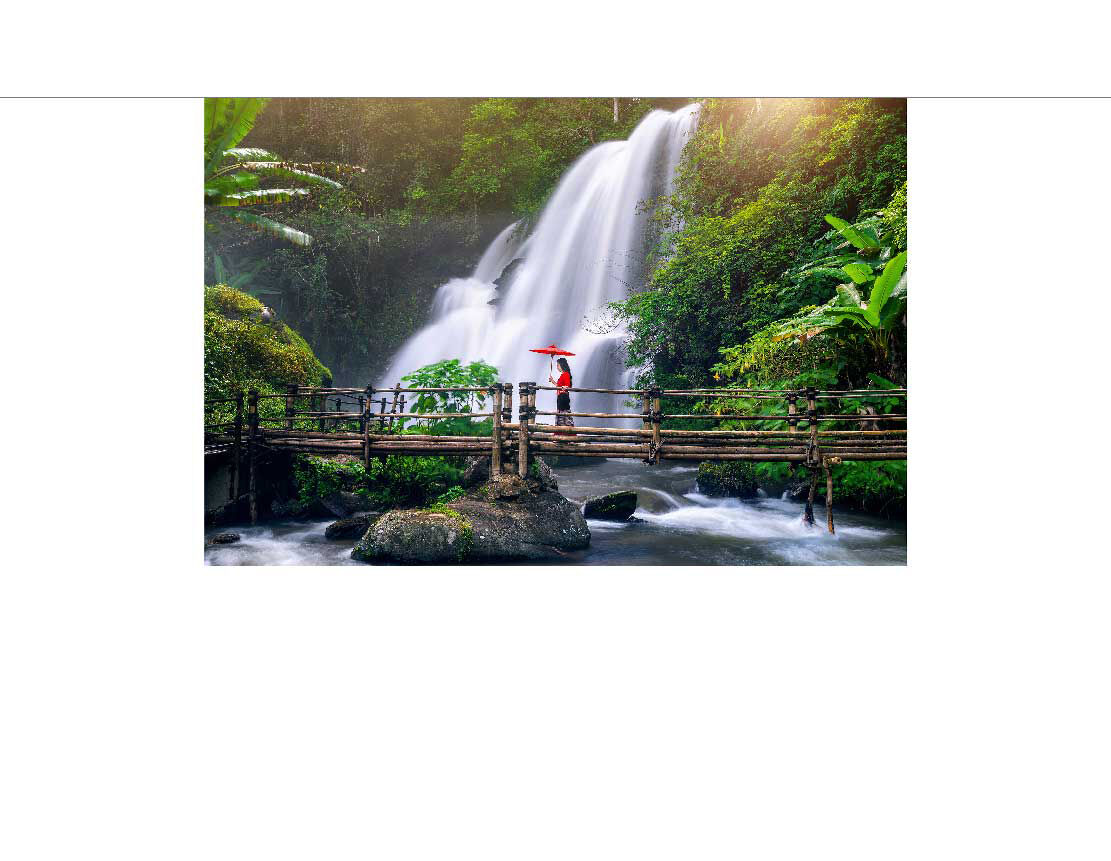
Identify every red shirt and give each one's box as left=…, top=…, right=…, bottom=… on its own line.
left=556, top=371, right=571, bottom=391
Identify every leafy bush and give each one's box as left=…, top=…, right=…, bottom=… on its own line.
left=400, top=359, right=500, bottom=436
left=833, top=461, right=906, bottom=517
left=291, top=453, right=465, bottom=510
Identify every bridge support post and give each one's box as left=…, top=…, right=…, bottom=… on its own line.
left=362, top=386, right=372, bottom=468
left=805, top=387, right=819, bottom=467
left=490, top=384, right=503, bottom=474
left=823, top=456, right=837, bottom=534
left=518, top=382, right=533, bottom=478
left=229, top=391, right=243, bottom=502
left=285, top=384, right=297, bottom=431
left=316, top=392, right=325, bottom=433
left=649, top=388, right=662, bottom=464
left=804, top=467, right=817, bottom=527
left=388, top=384, right=401, bottom=432
left=247, top=389, right=259, bottom=525
left=787, top=392, right=798, bottom=434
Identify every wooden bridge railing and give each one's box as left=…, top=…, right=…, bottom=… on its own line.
left=205, top=382, right=906, bottom=529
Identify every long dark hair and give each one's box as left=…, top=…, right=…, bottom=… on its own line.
left=556, top=357, right=572, bottom=386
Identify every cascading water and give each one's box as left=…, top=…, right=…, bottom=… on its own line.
left=378, top=103, right=701, bottom=423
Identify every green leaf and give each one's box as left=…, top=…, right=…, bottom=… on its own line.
left=213, top=188, right=312, bottom=207
left=229, top=211, right=313, bottom=247
left=834, top=284, right=864, bottom=308
left=203, top=98, right=268, bottom=180
left=224, top=147, right=279, bottom=161
left=867, top=251, right=908, bottom=321
left=841, top=263, right=875, bottom=285
left=824, top=214, right=880, bottom=250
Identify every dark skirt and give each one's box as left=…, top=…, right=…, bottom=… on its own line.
left=556, top=391, right=573, bottom=429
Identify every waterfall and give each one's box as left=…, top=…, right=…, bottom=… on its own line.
left=378, top=103, right=701, bottom=423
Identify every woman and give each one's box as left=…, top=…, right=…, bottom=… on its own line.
left=549, top=357, right=574, bottom=430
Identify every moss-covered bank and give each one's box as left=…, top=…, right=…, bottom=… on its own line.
left=204, top=284, right=331, bottom=400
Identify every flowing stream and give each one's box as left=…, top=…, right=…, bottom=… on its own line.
left=378, top=103, right=702, bottom=423
left=205, top=460, right=906, bottom=566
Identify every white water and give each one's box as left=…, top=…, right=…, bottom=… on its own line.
left=378, top=104, right=701, bottom=422
left=205, top=460, right=906, bottom=566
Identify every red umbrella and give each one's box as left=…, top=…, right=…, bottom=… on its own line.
left=529, top=344, right=576, bottom=380
left=529, top=344, right=576, bottom=357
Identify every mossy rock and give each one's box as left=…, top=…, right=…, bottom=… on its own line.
left=697, top=461, right=759, bottom=498
left=204, top=284, right=331, bottom=400
left=583, top=491, right=637, bottom=521
left=351, top=508, right=474, bottom=564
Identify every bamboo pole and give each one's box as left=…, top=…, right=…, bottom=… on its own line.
left=804, top=467, right=817, bottom=526
left=823, top=457, right=835, bottom=534
left=229, top=391, right=243, bottom=502
left=650, top=387, right=662, bottom=464
left=362, top=388, right=371, bottom=468
left=388, top=384, right=401, bottom=432
left=285, top=384, right=296, bottom=431
left=806, top=387, right=819, bottom=467
left=787, top=392, right=798, bottom=434
left=247, top=390, right=259, bottom=525
left=490, top=384, right=503, bottom=474
left=518, top=382, right=532, bottom=478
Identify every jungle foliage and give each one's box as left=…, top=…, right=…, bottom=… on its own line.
left=613, top=97, right=907, bottom=390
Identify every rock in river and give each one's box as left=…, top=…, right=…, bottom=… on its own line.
left=325, top=511, right=381, bottom=540
left=696, top=461, right=759, bottom=498
left=351, top=471, right=588, bottom=564
left=207, top=532, right=241, bottom=545
left=582, top=490, right=638, bottom=521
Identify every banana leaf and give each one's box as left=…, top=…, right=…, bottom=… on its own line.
left=841, top=262, right=875, bottom=285
left=866, top=252, right=908, bottom=322
left=212, top=188, right=311, bottom=207
left=204, top=99, right=267, bottom=180
left=834, top=284, right=864, bottom=308
left=228, top=162, right=343, bottom=189
left=825, top=214, right=880, bottom=250
left=223, top=147, right=280, bottom=162
left=230, top=211, right=313, bottom=247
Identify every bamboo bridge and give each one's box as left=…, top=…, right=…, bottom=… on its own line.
left=205, top=383, right=907, bottom=532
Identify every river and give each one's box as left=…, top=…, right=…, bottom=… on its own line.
left=204, top=459, right=906, bottom=566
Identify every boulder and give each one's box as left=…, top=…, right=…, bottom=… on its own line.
left=462, top=456, right=491, bottom=488
left=351, top=509, right=473, bottom=564
left=452, top=482, right=589, bottom=562
left=696, top=461, right=759, bottom=498
left=325, top=511, right=381, bottom=540
left=583, top=490, right=638, bottom=522
left=208, top=532, right=241, bottom=545
left=351, top=470, right=589, bottom=564
left=465, top=455, right=558, bottom=492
